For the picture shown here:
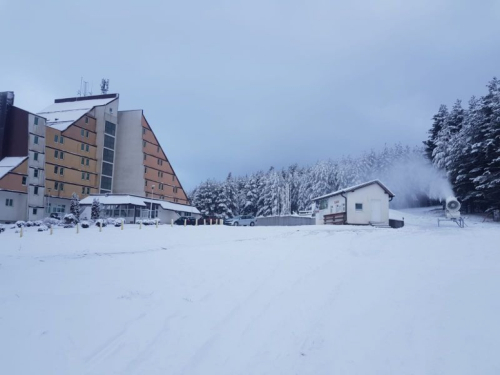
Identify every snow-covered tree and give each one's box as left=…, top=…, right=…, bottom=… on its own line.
left=91, top=198, right=101, bottom=220
left=70, top=193, right=80, bottom=220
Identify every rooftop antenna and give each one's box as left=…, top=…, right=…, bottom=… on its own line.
left=100, top=79, right=109, bottom=95
left=77, top=77, right=91, bottom=97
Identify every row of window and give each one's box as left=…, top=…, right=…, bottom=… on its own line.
left=143, top=153, right=167, bottom=167
left=144, top=180, right=178, bottom=193
left=54, top=135, right=64, bottom=144
left=82, top=186, right=91, bottom=195
left=81, top=157, right=90, bottom=166
left=142, top=140, right=161, bottom=153
left=143, top=167, right=176, bottom=182
left=80, top=128, right=90, bottom=138
left=81, top=172, right=90, bottom=181
left=54, top=182, right=64, bottom=191
left=21, top=168, right=41, bottom=185
left=54, top=150, right=65, bottom=160
left=54, top=166, right=64, bottom=176
left=80, top=143, right=90, bottom=152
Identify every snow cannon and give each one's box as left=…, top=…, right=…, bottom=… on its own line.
left=445, top=197, right=461, bottom=219
left=438, top=197, right=464, bottom=228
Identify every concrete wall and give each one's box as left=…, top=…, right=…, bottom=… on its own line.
left=0, top=190, right=27, bottom=223
left=257, top=216, right=315, bottom=226
left=316, top=183, right=390, bottom=225
left=114, top=110, right=144, bottom=196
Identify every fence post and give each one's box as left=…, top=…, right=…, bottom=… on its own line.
left=20, top=226, right=23, bottom=238
left=204, top=219, right=207, bottom=225
left=121, top=221, right=124, bottom=230
left=156, top=219, right=158, bottom=228
left=99, top=223, right=102, bottom=232
left=50, top=226, right=53, bottom=235
left=171, top=219, right=173, bottom=227
left=76, top=223, right=79, bottom=234
left=139, top=221, right=142, bottom=230
left=184, top=219, right=186, bottom=227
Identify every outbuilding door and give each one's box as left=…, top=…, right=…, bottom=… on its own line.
left=371, top=199, right=382, bottom=223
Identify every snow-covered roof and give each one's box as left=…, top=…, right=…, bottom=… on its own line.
left=312, top=179, right=395, bottom=201
left=80, top=194, right=200, bottom=214
left=0, top=157, right=28, bottom=180
left=37, top=96, right=117, bottom=131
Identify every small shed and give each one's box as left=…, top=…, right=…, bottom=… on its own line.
left=312, top=180, right=395, bottom=226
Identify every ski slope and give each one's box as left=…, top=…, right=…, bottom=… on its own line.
left=1, top=208, right=499, bottom=375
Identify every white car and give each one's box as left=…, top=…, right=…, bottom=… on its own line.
left=224, top=215, right=256, bottom=226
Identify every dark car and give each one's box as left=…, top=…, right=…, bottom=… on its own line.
left=174, top=216, right=196, bottom=225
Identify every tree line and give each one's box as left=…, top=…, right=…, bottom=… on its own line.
left=190, top=144, right=432, bottom=218
left=424, top=77, right=500, bottom=213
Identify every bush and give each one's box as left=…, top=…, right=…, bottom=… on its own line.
left=63, top=213, right=79, bottom=225
left=37, top=225, right=49, bottom=232
left=81, top=220, right=91, bottom=229
left=25, top=221, right=33, bottom=227
left=43, top=217, right=60, bottom=227
left=33, top=220, right=42, bottom=227
left=95, top=219, right=107, bottom=227
left=15, top=221, right=26, bottom=228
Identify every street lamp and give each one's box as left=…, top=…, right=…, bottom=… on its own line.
left=46, top=188, right=52, bottom=215
left=150, top=185, right=155, bottom=219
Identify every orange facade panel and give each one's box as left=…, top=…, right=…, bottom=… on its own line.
left=0, top=159, right=28, bottom=192
left=46, top=127, right=97, bottom=159
left=46, top=179, right=98, bottom=199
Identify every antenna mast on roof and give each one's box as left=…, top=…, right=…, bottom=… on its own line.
left=77, top=77, right=91, bottom=97
left=100, top=79, right=109, bottom=95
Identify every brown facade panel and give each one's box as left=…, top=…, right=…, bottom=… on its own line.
left=3, top=106, right=29, bottom=157
left=46, top=127, right=97, bottom=159
left=63, top=124, right=97, bottom=146
left=46, top=179, right=98, bottom=199
left=0, top=159, right=28, bottom=192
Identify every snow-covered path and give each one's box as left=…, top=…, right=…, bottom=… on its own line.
left=1, top=209, right=499, bottom=374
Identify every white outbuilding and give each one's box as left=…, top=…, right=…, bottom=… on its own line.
left=312, top=180, right=395, bottom=226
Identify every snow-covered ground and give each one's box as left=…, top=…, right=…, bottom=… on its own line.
left=1, top=208, right=499, bottom=375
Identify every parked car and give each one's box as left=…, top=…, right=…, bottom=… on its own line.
left=224, top=215, right=256, bottom=226
left=114, top=218, right=125, bottom=227
left=95, top=219, right=107, bottom=228
left=174, top=216, right=196, bottom=225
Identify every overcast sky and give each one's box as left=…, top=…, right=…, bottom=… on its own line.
left=1, top=0, right=499, bottom=190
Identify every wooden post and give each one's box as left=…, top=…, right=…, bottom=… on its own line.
left=171, top=219, right=173, bottom=227
left=76, top=223, right=79, bottom=234
left=20, top=226, right=23, bottom=238
left=204, top=219, right=207, bottom=225
left=195, top=218, right=198, bottom=226
left=99, top=223, right=102, bottom=232
left=50, top=226, right=53, bottom=235
left=156, top=219, right=158, bottom=228
left=184, top=219, right=186, bottom=227
left=139, top=221, right=142, bottom=230
left=121, top=221, right=124, bottom=230
left=210, top=219, right=212, bottom=226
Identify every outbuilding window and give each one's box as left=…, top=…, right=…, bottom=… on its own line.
left=355, top=203, right=363, bottom=211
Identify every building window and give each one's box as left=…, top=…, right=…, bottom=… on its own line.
left=144, top=167, right=147, bottom=174
left=142, top=128, right=146, bottom=135
left=86, top=173, right=90, bottom=180
left=34, top=169, right=39, bottom=178
left=143, top=153, right=147, bottom=161
left=34, top=117, right=39, bottom=125
left=81, top=172, right=85, bottom=180
left=86, top=187, right=90, bottom=194
left=34, top=186, right=39, bottom=195
left=174, top=198, right=179, bottom=203
left=22, top=176, right=27, bottom=185
left=34, top=135, right=39, bottom=144
left=82, top=186, right=85, bottom=194
left=81, top=157, right=84, bottom=165
left=104, top=121, right=116, bottom=136
left=172, top=175, right=175, bottom=182
left=60, top=183, right=64, bottom=191
left=54, top=182, right=59, bottom=190
left=157, top=146, right=160, bottom=153
left=85, top=117, right=89, bottom=124
left=60, top=151, right=64, bottom=160
left=34, top=152, right=39, bottom=161
left=54, top=150, right=59, bottom=158
left=173, top=187, right=178, bottom=193
left=143, top=141, right=146, bottom=148
left=104, top=135, right=114, bottom=150
left=5, top=198, right=13, bottom=207
left=86, top=158, right=90, bottom=166
left=355, top=203, right=363, bottom=211
left=159, top=183, right=163, bottom=190
left=54, top=166, right=58, bottom=174
left=145, top=180, right=148, bottom=186
left=103, top=149, right=114, bottom=163
left=102, top=162, right=113, bottom=176
left=60, top=167, right=64, bottom=176
left=33, top=208, right=38, bottom=215
left=81, top=128, right=85, bottom=137
left=86, top=130, right=89, bottom=138
left=86, top=144, right=89, bottom=152
left=60, top=136, right=64, bottom=144
left=54, top=134, right=59, bottom=143
left=81, top=143, right=85, bottom=151
left=101, top=176, right=112, bottom=190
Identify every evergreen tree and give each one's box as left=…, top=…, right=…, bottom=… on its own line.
left=424, top=105, right=449, bottom=161
left=91, top=198, right=101, bottom=220
left=70, top=193, right=80, bottom=220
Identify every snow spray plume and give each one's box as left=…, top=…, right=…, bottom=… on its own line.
left=380, top=155, right=454, bottom=209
